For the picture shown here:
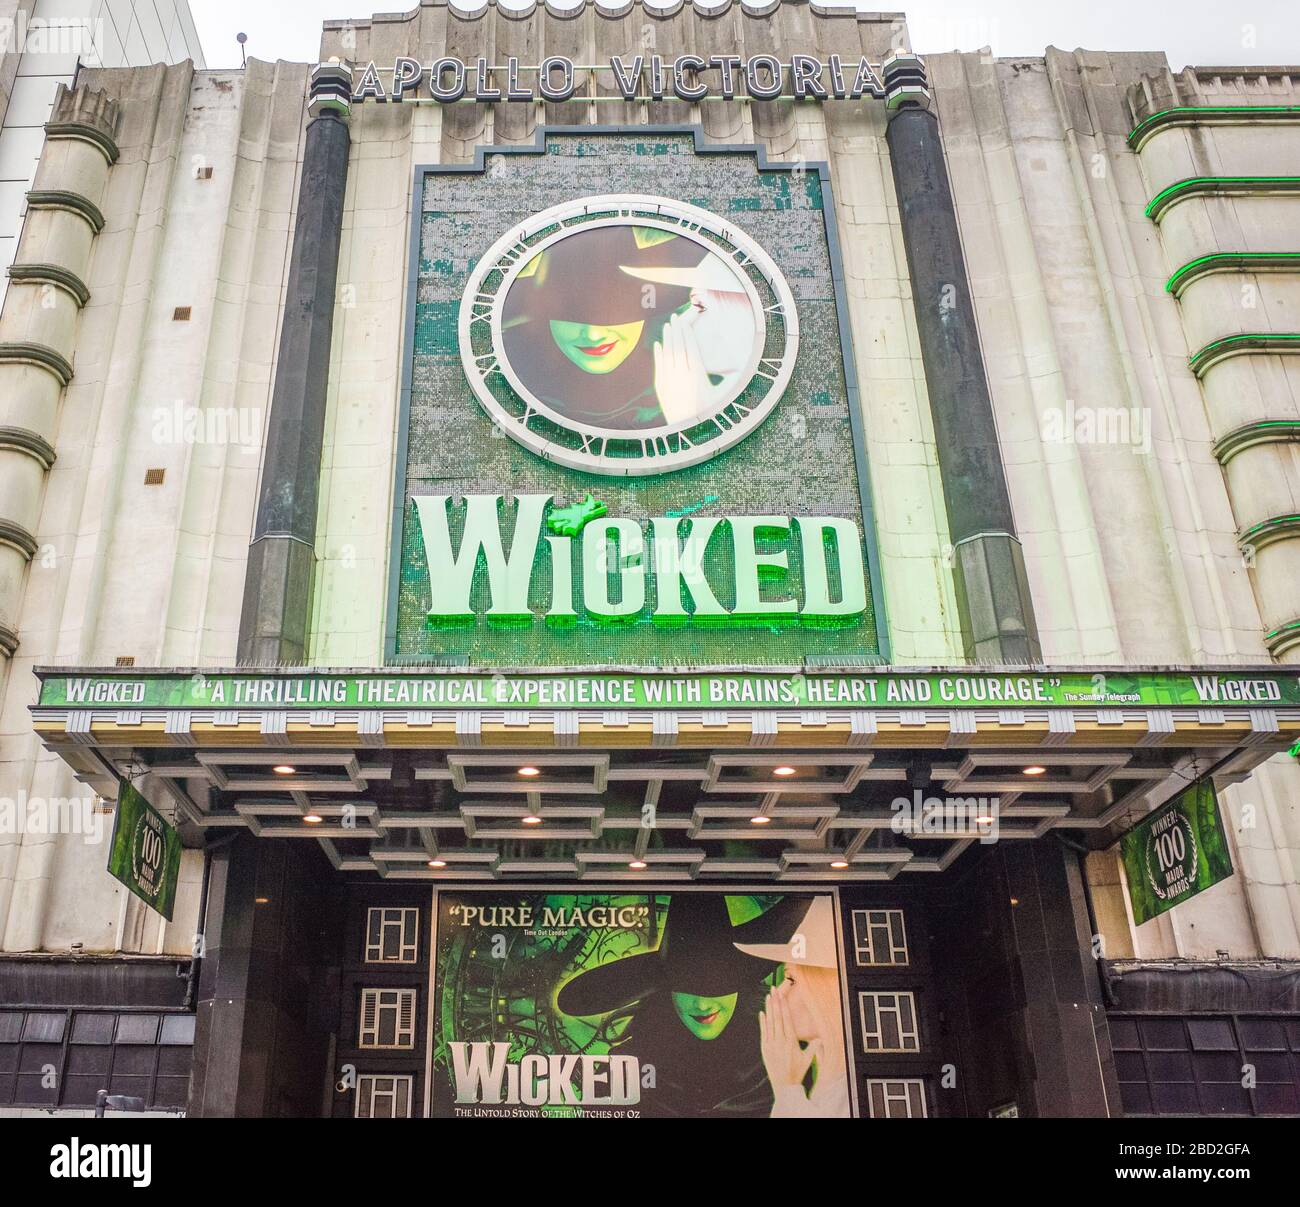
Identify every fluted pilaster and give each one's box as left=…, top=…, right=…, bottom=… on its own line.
left=0, top=83, right=117, bottom=667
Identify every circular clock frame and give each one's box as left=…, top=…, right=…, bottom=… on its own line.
left=458, top=193, right=799, bottom=477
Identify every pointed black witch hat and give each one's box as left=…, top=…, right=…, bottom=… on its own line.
left=555, top=894, right=812, bottom=1018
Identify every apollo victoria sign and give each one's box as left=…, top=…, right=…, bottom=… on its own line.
left=350, top=52, right=889, bottom=105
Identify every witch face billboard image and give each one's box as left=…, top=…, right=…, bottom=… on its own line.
left=431, top=891, right=852, bottom=1118
left=499, top=221, right=764, bottom=434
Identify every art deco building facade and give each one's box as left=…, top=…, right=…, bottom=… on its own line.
left=0, top=1, right=1297, bottom=1118
left=1, top=0, right=207, bottom=304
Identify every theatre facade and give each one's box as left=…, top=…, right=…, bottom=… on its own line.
left=1, top=0, right=1299, bottom=1119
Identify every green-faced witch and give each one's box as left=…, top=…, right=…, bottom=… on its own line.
left=555, top=894, right=809, bottom=1116
left=500, top=224, right=700, bottom=431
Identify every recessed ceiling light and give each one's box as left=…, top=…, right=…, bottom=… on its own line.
left=773, top=766, right=797, bottom=777
left=302, top=814, right=323, bottom=824
left=255, top=897, right=269, bottom=904
left=522, top=815, right=542, bottom=825
left=628, top=860, right=647, bottom=870
left=1022, top=765, right=1047, bottom=776
left=428, top=859, right=446, bottom=868
left=518, top=766, right=541, bottom=777
left=750, top=815, right=771, bottom=825
left=830, top=859, right=849, bottom=869
left=272, top=764, right=296, bottom=775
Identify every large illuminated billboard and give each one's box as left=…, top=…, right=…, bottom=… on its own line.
left=388, top=132, right=885, bottom=666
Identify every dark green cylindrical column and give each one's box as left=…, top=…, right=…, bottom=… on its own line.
left=883, top=57, right=1041, bottom=664
left=238, top=65, right=353, bottom=665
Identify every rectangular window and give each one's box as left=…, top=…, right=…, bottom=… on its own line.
left=866, top=1078, right=928, bottom=1118
left=365, top=907, right=420, bottom=964
left=358, top=989, right=417, bottom=1050
left=859, top=990, right=920, bottom=1053
left=355, top=1074, right=414, bottom=1119
left=851, top=909, right=908, bottom=966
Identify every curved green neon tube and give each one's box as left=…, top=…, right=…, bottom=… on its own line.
left=1129, top=105, right=1300, bottom=150
left=1166, top=252, right=1300, bottom=296
left=1189, top=332, right=1300, bottom=376
left=1145, top=176, right=1300, bottom=222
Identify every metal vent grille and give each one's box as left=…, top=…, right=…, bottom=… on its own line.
left=143, top=468, right=165, bottom=485
left=354, top=1074, right=414, bottom=1119
left=858, top=990, right=920, bottom=1053
left=364, top=907, right=419, bottom=964
left=114, top=655, right=135, bottom=667
left=851, top=909, right=909, bottom=966
left=865, top=1079, right=928, bottom=1118
left=172, top=306, right=191, bottom=321
left=358, top=988, right=416, bottom=1050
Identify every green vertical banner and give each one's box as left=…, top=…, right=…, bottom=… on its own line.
left=107, top=781, right=182, bottom=921
left=1120, top=779, right=1234, bottom=925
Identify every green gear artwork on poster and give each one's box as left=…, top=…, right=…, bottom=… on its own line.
left=390, top=133, right=882, bottom=666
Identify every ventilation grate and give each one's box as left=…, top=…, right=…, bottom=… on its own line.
left=364, top=907, right=419, bottom=964
left=358, top=988, right=417, bottom=1050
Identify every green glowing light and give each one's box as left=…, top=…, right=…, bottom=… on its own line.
left=1189, top=332, right=1300, bottom=377
left=1165, top=252, right=1300, bottom=296
left=1129, top=105, right=1300, bottom=150
left=1145, top=177, right=1300, bottom=222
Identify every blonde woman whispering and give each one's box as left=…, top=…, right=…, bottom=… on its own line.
left=735, top=896, right=852, bottom=1118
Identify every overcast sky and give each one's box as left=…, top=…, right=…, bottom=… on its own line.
left=189, top=0, right=1300, bottom=72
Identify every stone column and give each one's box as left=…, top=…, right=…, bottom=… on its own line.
left=190, top=66, right=354, bottom=1117
left=0, top=84, right=116, bottom=668
left=1001, top=840, right=1121, bottom=1116
left=883, top=57, right=1042, bottom=664
left=931, top=838, right=1121, bottom=1117
left=237, top=64, right=352, bottom=665
left=188, top=834, right=337, bottom=1117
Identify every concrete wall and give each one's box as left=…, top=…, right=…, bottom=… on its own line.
left=930, top=48, right=1300, bottom=960
left=0, top=0, right=207, bottom=300
left=0, top=58, right=304, bottom=954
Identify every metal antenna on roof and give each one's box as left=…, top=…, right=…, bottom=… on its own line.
left=236, top=32, right=248, bottom=68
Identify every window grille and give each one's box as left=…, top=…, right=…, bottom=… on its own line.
left=358, top=988, right=417, bottom=1050
left=858, top=990, right=920, bottom=1053
left=851, top=908, right=908, bottom=966
left=365, top=907, right=419, bottom=963
left=355, top=1074, right=414, bottom=1119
